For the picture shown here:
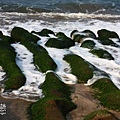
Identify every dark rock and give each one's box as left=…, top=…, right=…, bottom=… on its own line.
left=45, top=32, right=75, bottom=49
left=32, top=28, right=55, bottom=37
left=97, top=37, right=118, bottom=46
left=11, top=27, right=40, bottom=43
left=71, top=30, right=96, bottom=43
left=70, top=30, right=78, bottom=38
left=63, top=54, right=93, bottom=82
left=97, top=29, right=119, bottom=39
left=0, top=31, right=14, bottom=44
left=90, top=48, right=114, bottom=60
left=82, top=30, right=96, bottom=39
left=81, top=40, right=95, bottom=49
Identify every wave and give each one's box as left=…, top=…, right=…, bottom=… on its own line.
left=0, top=12, right=120, bottom=23
left=0, top=2, right=120, bottom=15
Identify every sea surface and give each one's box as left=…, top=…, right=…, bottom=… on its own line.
left=0, top=0, right=120, bottom=14
left=0, top=0, right=120, bottom=101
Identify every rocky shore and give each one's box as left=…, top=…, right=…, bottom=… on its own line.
left=0, top=27, right=120, bottom=120
left=0, top=95, right=31, bottom=120
left=0, top=84, right=120, bottom=120
left=67, top=84, right=120, bottom=120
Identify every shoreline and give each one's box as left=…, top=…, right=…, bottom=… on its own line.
left=67, top=84, right=120, bottom=120
left=0, top=95, right=31, bottom=120
left=0, top=84, right=120, bottom=120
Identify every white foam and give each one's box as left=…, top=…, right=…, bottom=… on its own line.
left=0, top=12, right=120, bottom=101
left=38, top=37, right=77, bottom=84
left=1, top=43, right=45, bottom=101
left=0, top=66, right=6, bottom=81
left=70, top=45, right=120, bottom=89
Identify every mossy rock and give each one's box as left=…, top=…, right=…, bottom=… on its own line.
left=70, top=30, right=86, bottom=43
left=32, top=29, right=55, bottom=37
left=81, top=30, right=96, bottom=39
left=45, top=37, right=75, bottom=49
left=84, top=110, right=117, bottom=120
left=56, top=32, right=75, bottom=45
left=42, top=72, right=76, bottom=116
left=73, top=34, right=85, bottom=43
left=70, top=30, right=78, bottom=38
left=90, top=48, right=114, bottom=60
left=29, top=72, right=76, bottom=120
left=71, top=30, right=96, bottom=43
left=11, top=27, right=40, bottom=43
left=0, top=31, right=14, bottom=44
left=4, top=75, right=26, bottom=90
left=19, top=41, right=57, bottom=73
left=45, top=32, right=75, bottom=49
left=97, top=29, right=119, bottom=39
left=41, top=72, right=71, bottom=99
left=11, top=27, right=57, bottom=73
left=92, top=78, right=120, bottom=111
left=97, top=37, right=118, bottom=46
left=81, top=40, right=95, bottom=49
left=45, top=38, right=65, bottom=49
left=0, top=41, right=26, bottom=90
left=63, top=54, right=93, bottom=82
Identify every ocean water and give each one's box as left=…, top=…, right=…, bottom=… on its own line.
left=0, top=0, right=120, bottom=101
left=0, top=0, right=120, bottom=14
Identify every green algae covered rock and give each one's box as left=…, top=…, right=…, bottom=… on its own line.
left=81, top=40, right=96, bottom=49
left=63, top=54, right=93, bottom=82
left=90, top=48, right=114, bottom=60
left=11, top=27, right=57, bottom=73
left=97, top=29, right=119, bottom=39
left=45, top=32, right=75, bottom=49
left=0, top=41, right=26, bottom=90
left=32, top=28, right=55, bottom=37
left=92, top=78, right=120, bottom=111
left=29, top=72, right=76, bottom=120
left=97, top=37, right=118, bottom=46
left=11, top=27, right=40, bottom=43
left=71, top=30, right=96, bottom=43
left=0, top=31, right=14, bottom=44
left=19, top=41, right=57, bottom=73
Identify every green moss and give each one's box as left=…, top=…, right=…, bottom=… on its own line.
left=92, top=78, right=120, bottom=111
left=28, top=72, right=76, bottom=120
left=11, top=27, right=40, bottom=43
left=97, top=37, right=118, bottom=46
left=63, top=54, right=93, bottom=82
left=32, top=29, right=55, bottom=37
left=28, top=97, right=47, bottom=120
left=0, top=41, right=26, bottom=90
left=41, top=72, right=71, bottom=99
left=22, top=42, right=57, bottom=73
left=45, top=32, right=75, bottom=49
left=11, top=27, right=57, bottom=73
left=0, top=31, right=14, bottom=44
left=97, top=29, right=119, bottom=39
left=84, top=110, right=111, bottom=120
left=90, top=48, right=114, bottom=60
left=4, top=75, right=26, bottom=90
left=81, top=40, right=95, bottom=49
